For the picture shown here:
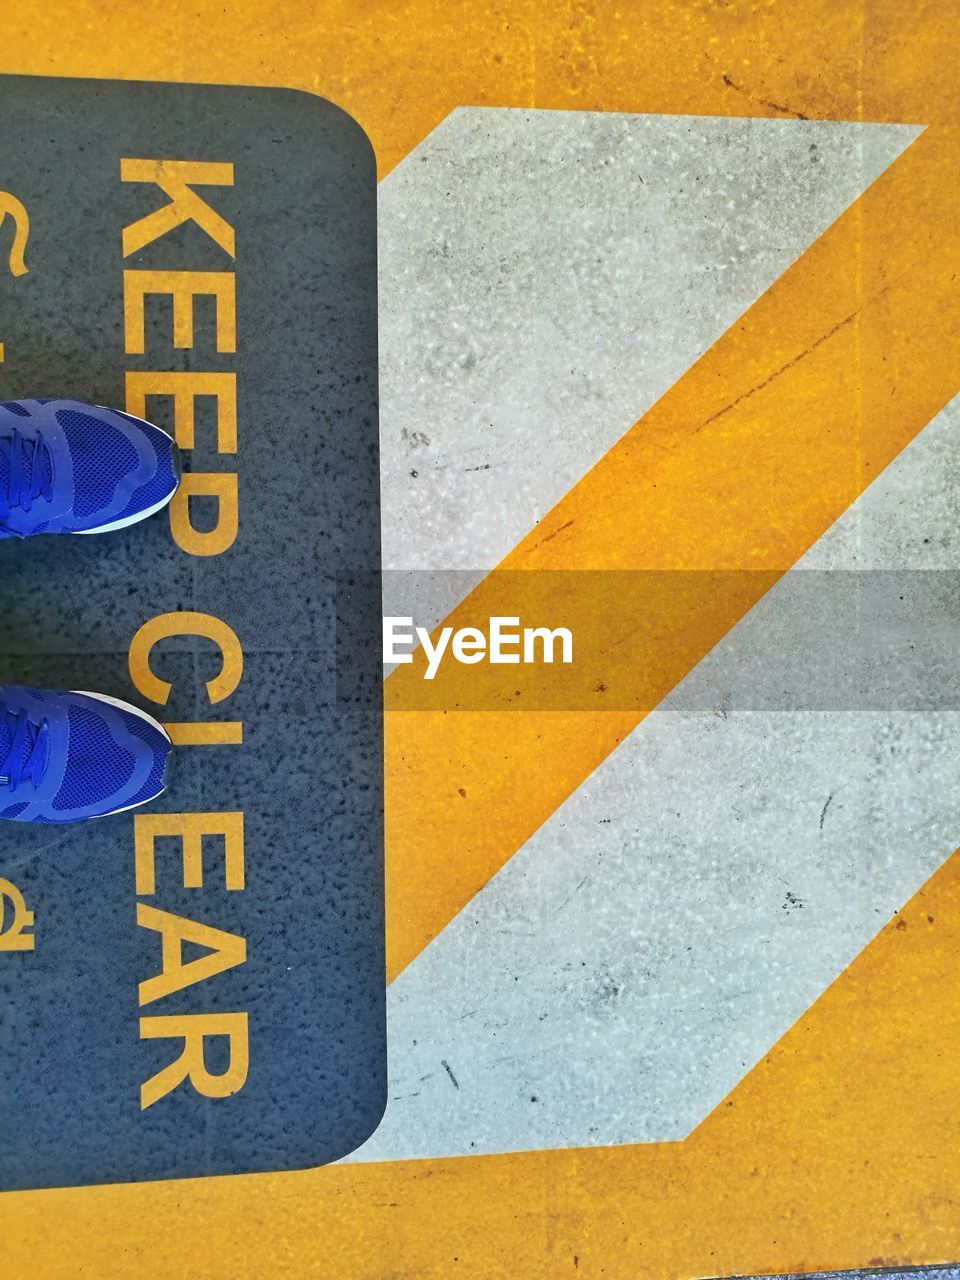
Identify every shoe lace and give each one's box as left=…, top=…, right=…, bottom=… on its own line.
left=0, top=428, right=55, bottom=521
left=0, top=709, right=49, bottom=792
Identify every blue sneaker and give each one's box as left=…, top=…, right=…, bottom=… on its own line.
left=0, top=399, right=181, bottom=538
left=0, top=687, right=173, bottom=822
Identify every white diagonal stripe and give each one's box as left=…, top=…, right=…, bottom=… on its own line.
left=356, top=109, right=929, bottom=1162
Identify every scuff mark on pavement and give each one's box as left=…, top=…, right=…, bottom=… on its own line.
left=721, top=72, right=809, bottom=120
left=697, top=305, right=864, bottom=431
left=820, top=791, right=834, bottom=833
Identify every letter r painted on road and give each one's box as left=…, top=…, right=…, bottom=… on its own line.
left=139, top=1012, right=249, bottom=1110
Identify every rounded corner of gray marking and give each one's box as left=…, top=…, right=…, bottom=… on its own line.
left=0, top=72, right=385, bottom=1190
left=340, top=1084, right=392, bottom=1163
left=265, top=84, right=379, bottom=176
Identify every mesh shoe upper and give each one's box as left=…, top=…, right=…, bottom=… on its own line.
left=0, top=399, right=180, bottom=538
left=0, top=687, right=172, bottom=823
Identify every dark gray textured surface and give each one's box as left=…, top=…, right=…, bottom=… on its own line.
left=0, top=76, right=384, bottom=1187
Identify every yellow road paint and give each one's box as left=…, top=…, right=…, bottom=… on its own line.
left=1, top=2, right=959, bottom=177
left=6, top=846, right=960, bottom=1276
left=3, top=3, right=960, bottom=1276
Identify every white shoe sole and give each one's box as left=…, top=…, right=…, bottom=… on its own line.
left=71, top=690, right=172, bottom=816
left=72, top=412, right=181, bottom=536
